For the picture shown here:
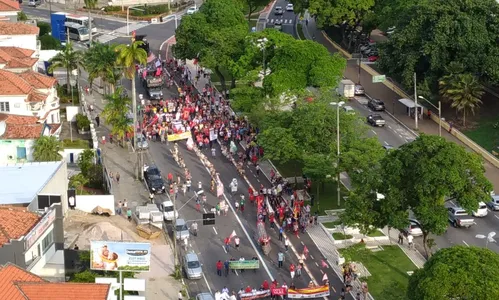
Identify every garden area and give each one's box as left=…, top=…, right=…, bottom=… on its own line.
left=339, top=244, right=417, bottom=300
left=58, top=84, right=80, bottom=104
left=68, top=149, right=105, bottom=195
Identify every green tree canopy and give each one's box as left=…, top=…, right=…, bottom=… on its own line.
left=33, top=136, right=64, bottom=162
left=408, top=246, right=499, bottom=300
left=84, top=43, right=121, bottom=93
left=377, top=0, right=499, bottom=88
left=48, top=43, right=82, bottom=94
left=39, top=35, right=61, bottom=50
left=308, top=0, right=375, bottom=30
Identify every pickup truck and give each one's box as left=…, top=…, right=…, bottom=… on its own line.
left=448, top=207, right=475, bottom=228
left=367, top=114, right=386, bottom=127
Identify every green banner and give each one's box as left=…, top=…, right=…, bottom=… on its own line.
left=229, top=260, right=260, bottom=269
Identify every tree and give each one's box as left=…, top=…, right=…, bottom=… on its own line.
left=77, top=149, right=95, bottom=177
left=39, top=35, right=61, bottom=50
left=302, top=153, right=335, bottom=201
left=377, top=0, right=499, bottom=88
left=83, top=0, right=98, bottom=9
left=258, top=127, right=301, bottom=166
left=241, top=0, right=269, bottom=23
left=439, top=73, right=484, bottom=126
left=33, top=136, right=64, bottom=162
left=17, top=11, right=28, bottom=21
left=37, top=22, right=51, bottom=36
left=48, top=43, right=82, bottom=94
left=101, top=87, right=133, bottom=145
left=84, top=43, right=121, bottom=93
left=174, top=0, right=248, bottom=90
left=408, top=246, right=499, bottom=300
left=345, top=134, right=492, bottom=257
left=69, top=173, right=89, bottom=194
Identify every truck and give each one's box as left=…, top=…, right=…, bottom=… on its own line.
left=448, top=207, right=475, bottom=228
left=367, top=114, right=386, bottom=127
left=338, top=79, right=355, bottom=98
left=144, top=76, right=163, bottom=100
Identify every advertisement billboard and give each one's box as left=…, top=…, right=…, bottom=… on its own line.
left=90, top=241, right=151, bottom=272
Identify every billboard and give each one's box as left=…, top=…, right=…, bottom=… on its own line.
left=90, top=241, right=151, bottom=272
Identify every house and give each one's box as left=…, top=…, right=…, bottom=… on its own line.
left=0, top=46, right=38, bottom=72
left=0, top=0, right=20, bottom=22
left=0, top=263, right=112, bottom=299
left=0, top=21, right=40, bottom=53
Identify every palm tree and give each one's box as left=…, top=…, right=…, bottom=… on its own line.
left=33, top=136, right=64, bottom=162
left=48, top=42, right=82, bottom=94
left=69, top=173, right=89, bottom=194
left=83, top=43, right=121, bottom=93
left=101, top=87, right=133, bottom=145
left=84, top=0, right=97, bottom=9
left=439, top=73, right=484, bottom=126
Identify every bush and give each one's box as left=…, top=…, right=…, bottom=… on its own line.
left=39, top=35, right=61, bottom=50
left=76, top=114, right=91, bottom=131
left=104, top=5, right=121, bottom=12
left=37, top=21, right=51, bottom=36
left=86, top=164, right=104, bottom=189
left=17, top=11, right=28, bottom=21
left=57, top=84, right=80, bottom=103
left=130, top=4, right=170, bottom=16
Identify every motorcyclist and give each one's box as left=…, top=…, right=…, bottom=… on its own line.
left=191, top=222, right=198, bottom=236
left=230, top=178, right=238, bottom=195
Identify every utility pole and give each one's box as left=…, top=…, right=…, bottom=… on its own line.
left=130, top=34, right=140, bottom=181
left=414, top=72, right=418, bottom=130
left=88, top=8, right=93, bottom=44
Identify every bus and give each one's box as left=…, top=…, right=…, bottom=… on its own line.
left=59, top=13, right=97, bottom=33
left=65, top=23, right=90, bottom=42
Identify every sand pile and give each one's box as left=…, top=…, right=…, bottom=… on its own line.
left=77, top=221, right=133, bottom=249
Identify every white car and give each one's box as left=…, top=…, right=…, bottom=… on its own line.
left=186, top=7, right=198, bottom=14
left=472, top=202, right=488, bottom=217
left=402, top=219, right=423, bottom=237
left=160, top=200, right=178, bottom=221
left=286, top=3, right=294, bottom=11
left=342, top=106, right=355, bottom=114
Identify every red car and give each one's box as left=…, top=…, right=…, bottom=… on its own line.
left=368, top=55, right=379, bottom=62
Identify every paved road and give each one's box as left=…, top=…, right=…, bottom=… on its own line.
left=264, top=0, right=297, bottom=36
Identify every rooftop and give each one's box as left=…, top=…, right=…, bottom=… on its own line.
left=0, top=0, right=20, bottom=12
left=0, top=21, right=39, bottom=35
left=0, top=113, right=44, bottom=140
left=0, top=207, right=40, bottom=247
left=0, top=161, right=63, bottom=205
left=0, top=264, right=110, bottom=300
left=19, top=71, right=57, bottom=89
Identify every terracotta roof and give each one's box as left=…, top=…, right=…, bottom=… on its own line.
left=49, top=123, right=61, bottom=134
left=0, top=113, right=44, bottom=140
left=0, top=264, right=45, bottom=300
left=18, top=71, right=56, bottom=89
left=0, top=69, right=33, bottom=95
left=28, top=91, right=48, bottom=103
left=17, top=282, right=111, bottom=300
left=0, top=264, right=110, bottom=300
left=0, top=207, right=40, bottom=247
left=0, top=0, right=20, bottom=12
left=0, top=47, right=37, bottom=69
left=0, top=22, right=39, bottom=35
left=0, top=47, right=34, bottom=60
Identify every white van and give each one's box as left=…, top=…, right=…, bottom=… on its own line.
left=472, top=201, right=488, bottom=217
left=160, top=200, right=178, bottom=221
left=29, top=0, right=41, bottom=7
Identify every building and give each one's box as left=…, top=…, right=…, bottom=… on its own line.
left=0, top=263, right=112, bottom=299
left=0, top=0, right=20, bottom=22
left=0, top=161, right=68, bottom=213
left=0, top=21, right=40, bottom=52
left=0, top=46, right=38, bottom=72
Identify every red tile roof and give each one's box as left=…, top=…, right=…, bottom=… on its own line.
left=0, top=69, right=33, bottom=95
left=0, top=207, right=40, bottom=247
left=0, top=47, right=37, bottom=69
left=18, top=71, right=57, bottom=89
left=0, top=114, right=44, bottom=140
left=0, top=264, right=110, bottom=300
left=0, top=21, right=39, bottom=35
left=0, top=0, right=20, bottom=12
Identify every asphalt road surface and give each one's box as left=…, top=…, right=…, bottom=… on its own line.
left=265, top=0, right=297, bottom=36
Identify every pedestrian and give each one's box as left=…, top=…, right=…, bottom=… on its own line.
left=235, top=200, right=240, bottom=211
left=216, top=260, right=223, bottom=277
left=211, top=147, right=216, bottom=157
left=123, top=199, right=128, bottom=210
left=398, top=231, right=404, bottom=245
left=168, top=172, right=173, bottom=184
left=290, top=263, right=295, bottom=279
left=117, top=201, right=122, bottom=215
left=127, top=208, right=132, bottom=221
left=115, top=172, right=120, bottom=184
left=95, top=115, right=100, bottom=127
left=182, top=182, right=187, bottom=195
left=198, top=181, right=202, bottom=190
left=279, top=227, right=283, bottom=241
left=178, top=290, right=183, bottom=300
left=224, top=260, right=230, bottom=277
left=73, top=244, right=79, bottom=250
left=277, top=251, right=284, bottom=268
left=186, top=179, right=192, bottom=192
left=240, top=196, right=245, bottom=212
left=339, top=288, right=345, bottom=300
left=296, top=264, right=302, bottom=277
left=255, top=163, right=260, bottom=175
left=234, top=236, right=240, bottom=250
left=224, top=237, right=230, bottom=252
left=284, top=237, right=290, bottom=251
left=407, top=233, right=414, bottom=249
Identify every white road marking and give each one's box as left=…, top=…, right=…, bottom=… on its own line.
left=301, top=241, right=304, bottom=245
left=371, top=130, right=377, bottom=135
left=234, top=270, right=239, bottom=276
left=463, top=241, right=469, bottom=247
left=384, top=141, right=389, bottom=145
left=222, top=245, right=227, bottom=253
left=257, top=179, right=260, bottom=182
left=310, top=254, right=314, bottom=259
left=315, top=262, right=319, bottom=267
left=494, top=215, right=499, bottom=220
left=388, top=125, right=393, bottom=129
left=405, top=138, right=409, bottom=143
left=203, top=208, right=207, bottom=213
left=213, top=227, right=218, bottom=235
left=398, top=134, right=403, bottom=138
left=202, top=273, right=212, bottom=294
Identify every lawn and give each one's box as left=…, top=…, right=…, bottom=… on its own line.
left=339, top=244, right=417, bottom=300
left=322, top=220, right=341, bottom=228
left=463, top=118, right=499, bottom=153
left=367, top=230, right=385, bottom=237
left=271, top=159, right=303, bottom=178
left=297, top=23, right=306, bottom=40
left=332, top=232, right=352, bottom=240
left=63, top=139, right=91, bottom=149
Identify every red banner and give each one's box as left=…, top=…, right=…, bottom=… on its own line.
left=239, top=290, right=270, bottom=300
left=287, top=285, right=330, bottom=299
left=271, top=288, right=286, bottom=296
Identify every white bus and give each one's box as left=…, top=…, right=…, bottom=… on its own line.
left=65, top=23, right=90, bottom=42
left=63, top=13, right=97, bottom=33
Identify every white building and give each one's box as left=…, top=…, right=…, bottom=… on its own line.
left=0, top=0, right=20, bottom=22
left=0, top=21, right=40, bottom=52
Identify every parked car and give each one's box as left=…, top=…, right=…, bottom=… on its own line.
left=175, top=218, right=190, bottom=240
left=274, top=6, right=283, bottom=15
left=342, top=106, right=355, bottom=114
left=354, top=84, right=364, bottom=95
left=401, top=219, right=423, bottom=237
left=487, top=195, right=499, bottom=211
left=186, top=6, right=198, bottom=14
left=367, top=114, right=385, bottom=127
left=368, top=98, right=385, bottom=111
left=447, top=207, right=475, bottom=228
left=144, top=166, right=161, bottom=181
left=160, top=200, right=178, bottom=221
left=472, top=201, right=488, bottom=217
left=286, top=3, right=294, bottom=11
left=196, top=293, right=214, bottom=300
left=183, top=252, right=203, bottom=279
left=146, top=175, right=166, bottom=194
left=274, top=19, right=283, bottom=31
left=368, top=55, right=379, bottom=62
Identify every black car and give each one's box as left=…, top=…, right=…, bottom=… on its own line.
left=144, top=166, right=161, bottom=181
left=147, top=175, right=166, bottom=194
left=274, top=19, right=283, bottom=30
left=368, top=98, right=385, bottom=111
left=275, top=6, right=283, bottom=15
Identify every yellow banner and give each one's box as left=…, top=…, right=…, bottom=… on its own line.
left=167, top=132, right=192, bottom=142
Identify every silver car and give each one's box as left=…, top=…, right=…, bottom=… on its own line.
left=136, top=133, right=149, bottom=150
left=354, top=84, right=365, bottom=95
left=196, top=293, right=214, bottom=300
left=175, top=218, right=190, bottom=240
left=183, top=252, right=203, bottom=279
left=402, top=219, right=423, bottom=236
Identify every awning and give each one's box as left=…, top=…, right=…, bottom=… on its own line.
left=398, top=98, right=423, bottom=109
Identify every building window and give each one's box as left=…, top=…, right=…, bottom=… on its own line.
left=0, top=102, right=9, bottom=112
left=17, top=147, right=26, bottom=159
left=42, top=231, right=54, bottom=254
left=38, top=195, right=61, bottom=210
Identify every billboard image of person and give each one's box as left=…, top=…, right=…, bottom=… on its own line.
left=90, top=241, right=151, bottom=272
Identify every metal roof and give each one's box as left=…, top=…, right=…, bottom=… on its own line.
left=0, top=161, right=63, bottom=205
left=398, top=98, right=423, bottom=108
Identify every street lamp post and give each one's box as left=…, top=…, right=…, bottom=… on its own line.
left=126, top=5, right=144, bottom=36
left=418, top=96, right=442, bottom=137
left=413, top=72, right=419, bottom=130
left=475, top=232, right=496, bottom=249
left=330, top=101, right=345, bottom=207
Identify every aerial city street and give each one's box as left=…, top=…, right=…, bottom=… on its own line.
left=0, top=0, right=497, bottom=299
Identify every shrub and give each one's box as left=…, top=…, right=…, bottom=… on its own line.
left=104, top=5, right=121, bottom=12
left=39, top=35, right=61, bottom=50
left=130, top=4, right=170, bottom=16
left=76, top=114, right=91, bottom=131
left=37, top=21, right=51, bottom=36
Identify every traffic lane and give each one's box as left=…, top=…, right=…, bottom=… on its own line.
left=347, top=97, right=415, bottom=148
left=146, top=143, right=266, bottom=293
left=137, top=22, right=176, bottom=53
left=207, top=142, right=348, bottom=296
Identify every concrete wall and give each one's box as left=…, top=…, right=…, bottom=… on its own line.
left=35, top=162, right=69, bottom=214
left=75, top=195, right=115, bottom=215
left=0, top=239, right=26, bottom=268
left=62, top=148, right=86, bottom=164
left=66, top=106, right=80, bottom=123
